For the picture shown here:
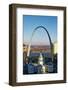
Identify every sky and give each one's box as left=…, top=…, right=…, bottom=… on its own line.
left=23, top=15, right=57, bottom=45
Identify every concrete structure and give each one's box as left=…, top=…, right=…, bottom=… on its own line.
left=27, top=26, right=53, bottom=61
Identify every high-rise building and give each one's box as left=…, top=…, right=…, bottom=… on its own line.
left=53, top=42, right=57, bottom=54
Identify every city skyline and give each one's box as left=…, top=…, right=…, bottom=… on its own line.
left=23, top=15, right=57, bottom=45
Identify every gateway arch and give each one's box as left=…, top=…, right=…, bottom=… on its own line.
left=27, top=26, right=54, bottom=61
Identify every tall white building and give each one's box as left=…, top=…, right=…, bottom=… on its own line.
left=53, top=42, right=57, bottom=54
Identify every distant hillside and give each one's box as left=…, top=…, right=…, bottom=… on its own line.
left=23, top=44, right=51, bottom=52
